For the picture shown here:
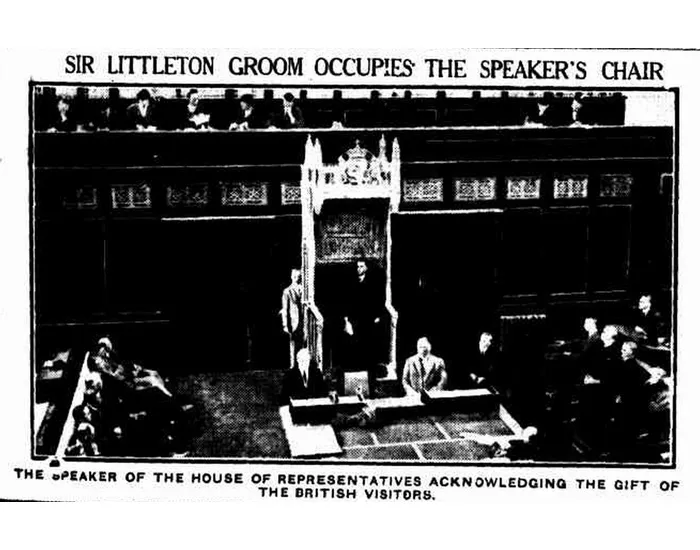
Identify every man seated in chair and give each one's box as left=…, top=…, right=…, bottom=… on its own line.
left=281, top=348, right=328, bottom=403
left=631, top=294, right=667, bottom=345
left=402, top=337, right=447, bottom=397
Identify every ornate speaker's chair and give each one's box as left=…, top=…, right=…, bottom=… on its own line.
left=300, top=135, right=401, bottom=383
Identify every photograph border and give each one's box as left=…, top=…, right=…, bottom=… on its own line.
left=28, top=80, right=680, bottom=470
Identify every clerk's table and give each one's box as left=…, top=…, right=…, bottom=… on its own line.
left=279, top=389, right=525, bottom=461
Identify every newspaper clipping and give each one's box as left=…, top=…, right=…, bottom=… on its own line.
left=0, top=48, right=696, bottom=509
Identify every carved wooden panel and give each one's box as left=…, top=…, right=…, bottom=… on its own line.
left=63, top=185, right=98, bottom=210
left=600, top=174, right=633, bottom=198
left=281, top=182, right=302, bottom=206
left=317, top=212, right=384, bottom=264
left=554, top=175, right=588, bottom=199
left=111, top=183, right=151, bottom=209
left=454, top=177, right=497, bottom=202
left=402, top=178, right=443, bottom=202
left=166, top=183, right=209, bottom=208
left=506, top=176, right=541, bottom=200
left=220, top=182, right=269, bottom=206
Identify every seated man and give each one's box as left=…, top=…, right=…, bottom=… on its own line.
left=89, top=337, right=171, bottom=397
left=182, top=88, right=210, bottom=130
left=47, top=95, right=77, bottom=132
left=641, top=372, right=673, bottom=462
left=577, top=325, right=624, bottom=438
left=576, top=316, right=603, bottom=377
left=614, top=342, right=665, bottom=412
left=65, top=422, right=100, bottom=457
left=126, top=89, right=157, bottom=131
left=583, top=324, right=622, bottom=385
left=631, top=294, right=667, bottom=344
left=608, top=341, right=667, bottom=458
left=402, top=337, right=447, bottom=396
left=229, top=94, right=266, bottom=130
left=281, top=348, right=328, bottom=403
left=582, top=317, right=601, bottom=350
left=620, top=341, right=665, bottom=386
left=271, top=92, right=305, bottom=129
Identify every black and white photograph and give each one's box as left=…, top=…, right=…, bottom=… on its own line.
left=30, top=83, right=676, bottom=465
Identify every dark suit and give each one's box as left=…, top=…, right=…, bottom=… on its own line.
left=126, top=102, right=156, bottom=129
left=281, top=366, right=327, bottom=403
left=346, top=273, right=384, bottom=334
left=631, top=308, right=665, bottom=343
left=451, top=347, right=500, bottom=389
left=343, top=272, right=385, bottom=371
left=578, top=333, right=602, bottom=380
left=53, top=115, right=76, bottom=132
left=578, top=340, right=624, bottom=439
left=233, top=107, right=267, bottom=129
left=608, top=357, right=656, bottom=453
left=274, top=104, right=305, bottom=129
left=584, top=340, right=621, bottom=384
left=402, top=354, right=447, bottom=395
left=471, top=348, right=499, bottom=383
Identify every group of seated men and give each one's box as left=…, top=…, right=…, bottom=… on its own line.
left=65, top=337, right=192, bottom=457
left=45, top=89, right=313, bottom=133
left=40, top=88, right=612, bottom=133
left=571, top=296, right=672, bottom=459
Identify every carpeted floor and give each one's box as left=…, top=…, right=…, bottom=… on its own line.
left=170, top=370, right=290, bottom=458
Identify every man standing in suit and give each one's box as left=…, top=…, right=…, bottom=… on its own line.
left=450, top=332, right=500, bottom=390
left=281, top=268, right=304, bottom=368
left=281, top=348, right=328, bottom=403
left=342, top=258, right=385, bottom=373
left=470, top=332, right=499, bottom=387
left=402, top=337, right=447, bottom=396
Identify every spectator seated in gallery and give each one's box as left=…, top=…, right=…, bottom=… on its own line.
left=126, top=89, right=157, bottom=131
left=47, top=95, right=77, bottom=133
left=182, top=88, right=211, bottom=130
left=229, top=94, right=267, bottom=131
left=270, top=92, right=305, bottom=129
left=35, top=87, right=629, bottom=134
